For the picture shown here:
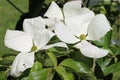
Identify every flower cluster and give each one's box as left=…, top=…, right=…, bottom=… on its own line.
left=43, top=1, right=111, bottom=58
left=4, top=0, right=111, bottom=77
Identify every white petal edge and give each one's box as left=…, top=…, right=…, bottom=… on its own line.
left=42, top=42, right=68, bottom=50
left=87, top=14, right=112, bottom=40
left=10, top=52, right=34, bottom=77
left=63, top=0, right=82, bottom=17
left=65, top=8, right=95, bottom=37
left=74, top=40, right=109, bottom=58
left=23, top=16, right=45, bottom=37
left=54, top=21, right=80, bottom=44
left=4, top=30, right=33, bottom=52
left=34, top=29, right=55, bottom=50
left=44, top=1, right=63, bottom=20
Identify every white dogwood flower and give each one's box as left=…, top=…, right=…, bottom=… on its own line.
left=4, top=16, right=68, bottom=77
left=43, top=0, right=82, bottom=31
left=54, top=11, right=112, bottom=58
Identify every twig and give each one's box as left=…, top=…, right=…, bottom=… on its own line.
left=92, top=58, right=96, bottom=73
left=6, top=0, right=24, bottom=14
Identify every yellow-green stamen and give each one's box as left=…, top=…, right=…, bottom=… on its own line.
left=31, top=45, right=37, bottom=52
left=79, top=34, right=86, bottom=40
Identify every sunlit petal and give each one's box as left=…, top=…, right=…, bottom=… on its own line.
left=10, top=52, right=34, bottom=77
left=42, top=42, right=68, bottom=50
left=74, top=40, right=109, bottom=58
left=44, top=1, right=63, bottom=20
left=54, top=21, right=80, bottom=44
left=63, top=0, right=82, bottom=17
left=34, top=29, right=55, bottom=50
left=23, top=16, right=45, bottom=36
left=65, top=8, right=95, bottom=37
left=4, top=30, right=33, bottom=52
left=87, top=14, right=112, bottom=40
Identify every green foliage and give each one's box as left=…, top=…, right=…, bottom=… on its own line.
left=55, top=66, right=74, bottom=80
left=27, top=68, right=52, bottom=80
left=60, top=59, right=96, bottom=80
left=112, top=70, right=120, bottom=80
left=30, top=62, right=43, bottom=72
left=46, top=52, right=58, bottom=66
left=0, top=71, right=7, bottom=80
left=60, top=59, right=91, bottom=74
left=22, top=62, right=53, bottom=80
left=97, top=58, right=112, bottom=70
left=104, top=62, right=120, bottom=76
left=93, top=31, right=112, bottom=48
left=44, top=0, right=65, bottom=5
left=0, top=55, right=14, bottom=65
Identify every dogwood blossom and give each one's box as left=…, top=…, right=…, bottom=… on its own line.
left=4, top=16, right=68, bottom=77
left=43, top=0, right=82, bottom=31
left=40, top=0, right=112, bottom=58
left=53, top=4, right=112, bottom=58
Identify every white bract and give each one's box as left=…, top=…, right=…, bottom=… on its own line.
left=43, top=0, right=82, bottom=31
left=47, top=1, right=112, bottom=58
left=4, top=17, right=68, bottom=77
left=10, top=52, right=34, bottom=77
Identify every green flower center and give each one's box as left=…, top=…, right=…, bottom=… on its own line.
left=31, top=45, right=37, bottom=52
left=79, top=34, right=86, bottom=40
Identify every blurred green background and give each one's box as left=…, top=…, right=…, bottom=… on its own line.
left=0, top=0, right=29, bottom=56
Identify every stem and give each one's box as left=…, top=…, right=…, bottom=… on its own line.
left=92, top=58, right=96, bottom=73
left=7, top=0, right=24, bottom=14
left=86, top=0, right=90, bottom=7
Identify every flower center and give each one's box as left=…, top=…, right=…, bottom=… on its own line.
left=79, top=34, right=86, bottom=40
left=31, top=45, right=37, bottom=52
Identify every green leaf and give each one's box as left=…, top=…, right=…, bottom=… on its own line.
left=48, top=48, right=72, bottom=58
left=55, top=66, right=74, bottom=80
left=27, top=62, right=53, bottom=80
left=20, top=64, right=39, bottom=80
left=104, top=62, right=120, bottom=76
left=84, top=0, right=103, bottom=7
left=28, top=68, right=52, bottom=80
left=44, top=0, right=65, bottom=5
left=92, top=5, right=106, bottom=14
left=30, top=62, right=42, bottom=72
left=44, top=0, right=54, bottom=5
left=71, top=49, right=93, bottom=68
left=112, top=70, right=120, bottom=80
left=0, top=71, right=7, bottom=80
left=93, top=31, right=112, bottom=48
left=103, top=31, right=112, bottom=48
left=21, top=77, right=28, bottom=80
left=60, top=58, right=96, bottom=80
left=115, top=46, right=120, bottom=55
left=97, top=58, right=112, bottom=70
left=46, top=52, right=57, bottom=66
left=60, top=59, right=91, bottom=73
left=0, top=56, right=15, bottom=65
left=49, top=47, right=72, bottom=54
left=35, top=51, right=44, bottom=63
left=44, top=58, right=54, bottom=67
